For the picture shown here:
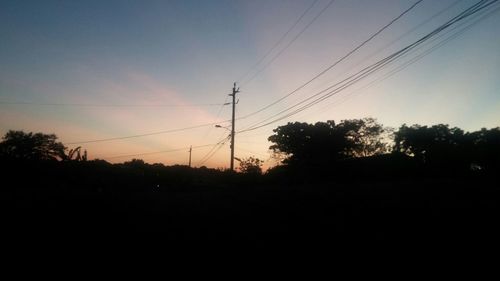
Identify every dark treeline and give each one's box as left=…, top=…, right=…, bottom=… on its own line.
left=266, top=118, right=500, bottom=182
left=2, top=118, right=499, bottom=248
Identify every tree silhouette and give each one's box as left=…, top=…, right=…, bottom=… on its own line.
left=337, top=118, right=391, bottom=157
left=123, top=158, right=147, bottom=167
left=393, top=124, right=465, bottom=168
left=269, top=121, right=349, bottom=166
left=237, top=156, right=263, bottom=175
left=465, top=127, right=500, bottom=172
left=0, top=130, right=66, bottom=161
left=268, top=118, right=389, bottom=166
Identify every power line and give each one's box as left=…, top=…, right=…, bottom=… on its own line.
left=240, top=0, right=336, bottom=86
left=197, top=135, right=231, bottom=166
left=242, top=0, right=498, bottom=132
left=215, top=96, right=231, bottom=118
left=198, top=142, right=227, bottom=166
left=198, top=143, right=225, bottom=166
left=66, top=108, right=253, bottom=145
left=201, top=95, right=231, bottom=139
left=199, top=142, right=227, bottom=166
left=238, top=0, right=498, bottom=134
left=102, top=143, right=220, bottom=159
left=0, top=101, right=228, bottom=107
left=306, top=0, right=463, bottom=95
left=242, top=0, right=491, bottom=129
left=198, top=134, right=231, bottom=164
left=66, top=119, right=233, bottom=145
left=236, top=0, right=320, bottom=83
left=238, top=0, right=424, bottom=119
left=312, top=4, right=500, bottom=117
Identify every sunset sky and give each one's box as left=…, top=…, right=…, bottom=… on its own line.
left=1, top=0, right=499, bottom=169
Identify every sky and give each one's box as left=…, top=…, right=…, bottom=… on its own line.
left=1, top=0, right=499, bottom=169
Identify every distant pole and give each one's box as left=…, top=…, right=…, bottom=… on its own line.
left=188, top=145, right=192, bottom=168
left=230, top=82, right=239, bottom=171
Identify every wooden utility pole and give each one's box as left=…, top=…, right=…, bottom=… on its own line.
left=188, top=145, right=192, bottom=168
left=230, top=82, right=239, bottom=171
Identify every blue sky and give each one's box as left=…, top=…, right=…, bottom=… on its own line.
left=1, top=0, right=499, bottom=168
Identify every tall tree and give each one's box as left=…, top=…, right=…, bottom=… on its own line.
left=269, top=121, right=347, bottom=166
left=393, top=124, right=465, bottom=166
left=0, top=130, right=66, bottom=161
left=337, top=118, right=391, bottom=157
left=268, top=118, right=389, bottom=166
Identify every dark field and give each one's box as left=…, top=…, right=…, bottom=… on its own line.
left=4, top=172, right=499, bottom=250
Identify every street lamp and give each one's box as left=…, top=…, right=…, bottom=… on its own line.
left=215, top=124, right=230, bottom=131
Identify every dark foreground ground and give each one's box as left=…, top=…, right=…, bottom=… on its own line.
left=3, top=176, right=500, bottom=251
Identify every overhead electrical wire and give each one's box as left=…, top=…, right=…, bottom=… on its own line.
left=197, top=134, right=231, bottom=166
left=66, top=119, right=233, bottom=145
left=34, top=0, right=497, bottom=164
left=371, top=6, right=499, bottom=89
left=0, top=101, right=228, bottom=107
left=198, top=135, right=230, bottom=164
left=198, top=143, right=227, bottom=166
left=78, top=0, right=497, bottom=165
left=201, top=94, right=232, bottom=139
left=240, top=0, right=498, bottom=133
left=66, top=110, right=253, bottom=145
left=238, top=0, right=425, bottom=120
left=237, top=0, right=498, bottom=134
left=32, top=0, right=423, bottom=149
left=280, top=1, right=490, bottom=120
left=311, top=4, right=500, bottom=117
left=237, top=0, right=320, bottom=83
left=200, top=0, right=322, bottom=157
left=103, top=143, right=221, bottom=159
left=94, top=0, right=430, bottom=158
left=292, top=3, right=500, bottom=121
left=240, top=0, right=336, bottom=86
left=308, top=0, right=464, bottom=94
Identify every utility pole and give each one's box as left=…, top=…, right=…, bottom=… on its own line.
left=188, top=145, right=192, bottom=168
left=230, top=82, right=239, bottom=171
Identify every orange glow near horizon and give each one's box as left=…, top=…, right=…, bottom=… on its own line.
left=1, top=0, right=499, bottom=169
